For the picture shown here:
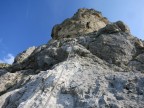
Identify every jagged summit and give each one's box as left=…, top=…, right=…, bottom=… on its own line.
left=0, top=8, right=144, bottom=108
left=51, top=8, right=109, bottom=39
left=51, top=8, right=131, bottom=40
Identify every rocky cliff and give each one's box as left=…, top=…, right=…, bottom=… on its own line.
left=0, top=8, right=144, bottom=108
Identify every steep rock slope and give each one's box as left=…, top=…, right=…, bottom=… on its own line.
left=0, top=8, right=144, bottom=108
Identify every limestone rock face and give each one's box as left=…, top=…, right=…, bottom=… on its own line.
left=0, top=63, right=10, bottom=69
left=0, top=8, right=144, bottom=108
left=14, top=46, right=36, bottom=64
left=51, top=8, right=109, bottom=39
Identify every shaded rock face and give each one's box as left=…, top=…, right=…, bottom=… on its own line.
left=9, top=43, right=69, bottom=72
left=97, top=21, right=130, bottom=35
left=1, top=8, right=144, bottom=108
left=89, top=32, right=134, bottom=66
left=51, top=8, right=109, bottom=39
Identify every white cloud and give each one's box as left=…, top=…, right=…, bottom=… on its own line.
left=0, top=53, right=15, bottom=64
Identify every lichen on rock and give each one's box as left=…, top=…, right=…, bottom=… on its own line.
left=51, top=8, right=109, bottom=39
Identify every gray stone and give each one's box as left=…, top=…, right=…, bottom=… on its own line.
left=0, top=8, right=144, bottom=108
left=0, top=63, right=10, bottom=69
left=96, top=21, right=130, bottom=36
left=89, top=32, right=135, bottom=67
left=14, top=46, right=36, bottom=64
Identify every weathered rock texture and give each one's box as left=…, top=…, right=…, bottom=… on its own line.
left=14, top=46, right=36, bottom=64
left=0, top=63, right=10, bottom=69
left=0, top=8, right=144, bottom=108
left=51, top=8, right=109, bottom=39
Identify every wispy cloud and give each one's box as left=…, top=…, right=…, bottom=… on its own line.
left=0, top=53, right=14, bottom=64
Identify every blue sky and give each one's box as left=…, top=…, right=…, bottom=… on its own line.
left=0, top=0, right=144, bottom=64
